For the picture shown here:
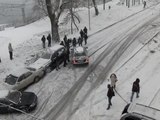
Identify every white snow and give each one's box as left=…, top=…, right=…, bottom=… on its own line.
left=0, top=90, right=9, bottom=98
left=0, top=0, right=160, bottom=120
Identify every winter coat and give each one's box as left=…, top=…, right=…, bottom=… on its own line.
left=107, top=87, right=115, bottom=98
left=132, top=81, right=140, bottom=93
left=8, top=43, right=13, bottom=52
left=83, top=27, right=88, bottom=35
left=47, top=34, right=51, bottom=42
left=41, top=36, right=46, bottom=43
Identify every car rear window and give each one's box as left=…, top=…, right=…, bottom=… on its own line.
left=41, top=52, right=51, bottom=59
left=74, top=52, right=86, bottom=56
left=5, top=74, right=18, bottom=85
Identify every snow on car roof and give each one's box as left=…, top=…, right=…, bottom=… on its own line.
left=11, top=67, right=29, bottom=77
left=27, top=58, right=50, bottom=70
left=75, top=46, right=84, bottom=53
left=47, top=44, right=64, bottom=53
left=128, top=103, right=160, bottom=119
left=0, top=90, right=9, bottom=98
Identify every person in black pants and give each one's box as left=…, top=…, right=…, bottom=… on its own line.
left=107, top=84, right=115, bottom=110
left=8, top=43, right=13, bottom=60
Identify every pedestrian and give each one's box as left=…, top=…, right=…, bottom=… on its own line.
left=41, top=35, right=46, bottom=48
left=78, top=37, right=83, bottom=46
left=110, top=73, right=118, bottom=89
left=63, top=35, right=67, bottom=46
left=80, top=29, right=84, bottom=39
left=63, top=51, right=67, bottom=67
left=83, top=26, right=88, bottom=36
left=143, top=1, right=146, bottom=8
left=0, top=57, right=1, bottom=63
left=47, top=34, right=51, bottom=47
left=8, top=43, right=13, bottom=60
left=130, top=78, right=140, bottom=102
left=84, top=33, right=88, bottom=45
left=66, top=47, right=70, bottom=62
left=108, top=5, right=111, bottom=10
left=107, top=84, right=115, bottom=110
left=55, top=52, right=60, bottom=71
left=72, top=37, right=77, bottom=47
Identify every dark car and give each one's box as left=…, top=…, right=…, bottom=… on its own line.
left=121, top=103, right=160, bottom=120
left=40, top=44, right=65, bottom=71
left=0, top=90, right=37, bottom=113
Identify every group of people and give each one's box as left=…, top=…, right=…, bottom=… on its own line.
left=60, top=26, right=88, bottom=48
left=41, top=34, right=52, bottom=48
left=107, top=73, right=140, bottom=110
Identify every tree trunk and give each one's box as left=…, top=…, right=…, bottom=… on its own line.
left=50, top=17, right=60, bottom=43
left=92, top=0, right=99, bottom=15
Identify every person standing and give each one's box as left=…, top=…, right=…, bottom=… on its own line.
left=80, top=29, right=84, bottom=39
left=8, top=43, right=13, bottom=60
left=83, top=26, right=88, bottom=36
left=55, top=52, right=60, bottom=71
left=110, top=73, right=118, bottom=88
left=47, top=34, right=51, bottom=47
left=72, top=37, right=77, bottom=47
left=41, top=35, right=46, bottom=48
left=63, top=35, right=67, bottom=46
left=130, top=78, right=140, bottom=102
left=78, top=37, right=83, bottom=46
left=63, top=51, right=67, bottom=67
left=107, top=84, right=115, bottom=110
left=84, top=33, right=88, bottom=45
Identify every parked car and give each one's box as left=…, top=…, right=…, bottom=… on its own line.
left=121, top=103, right=160, bottom=120
left=40, top=44, right=65, bottom=70
left=71, top=46, right=89, bottom=65
left=0, top=90, right=37, bottom=113
left=4, top=66, right=45, bottom=90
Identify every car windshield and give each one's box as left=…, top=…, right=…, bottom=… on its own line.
left=5, top=74, right=18, bottom=85
left=6, top=91, right=21, bottom=104
left=41, top=52, right=51, bottom=59
left=74, top=52, right=86, bottom=56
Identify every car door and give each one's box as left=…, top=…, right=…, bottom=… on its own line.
left=16, top=72, right=33, bottom=90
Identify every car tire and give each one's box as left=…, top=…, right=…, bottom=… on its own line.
left=34, top=76, right=40, bottom=83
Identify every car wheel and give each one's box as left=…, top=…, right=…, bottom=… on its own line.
left=34, top=76, right=40, bottom=83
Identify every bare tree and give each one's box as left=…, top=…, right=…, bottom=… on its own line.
left=92, top=0, right=99, bottom=15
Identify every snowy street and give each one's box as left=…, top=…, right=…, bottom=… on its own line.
left=0, top=0, right=160, bottom=120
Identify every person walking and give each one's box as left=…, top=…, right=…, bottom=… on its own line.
left=47, top=34, right=51, bottom=47
left=8, top=43, right=13, bottom=60
left=110, top=73, right=118, bottom=88
left=63, top=35, right=67, bottom=46
left=41, top=35, right=46, bottom=48
left=107, top=84, right=115, bottom=110
left=63, top=51, right=67, bottom=67
left=130, top=78, right=140, bottom=102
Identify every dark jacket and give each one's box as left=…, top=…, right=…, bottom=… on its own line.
left=107, top=86, right=115, bottom=97
left=132, top=80, right=140, bottom=92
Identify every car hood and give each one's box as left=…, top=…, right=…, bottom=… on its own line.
left=20, top=92, right=37, bottom=105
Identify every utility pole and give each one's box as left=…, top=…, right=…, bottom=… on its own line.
left=88, top=0, right=91, bottom=30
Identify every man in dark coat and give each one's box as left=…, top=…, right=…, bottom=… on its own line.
left=55, top=52, right=60, bottom=71
left=78, top=37, right=83, bottom=46
left=107, top=84, right=115, bottom=110
left=47, top=34, right=51, bottom=47
left=72, top=37, right=77, bottom=47
left=41, top=35, right=46, bottom=48
left=63, top=51, right=67, bottom=67
left=84, top=33, right=88, bottom=45
left=130, top=78, right=140, bottom=102
left=80, top=29, right=84, bottom=39
left=83, top=26, right=88, bottom=36
left=63, top=35, right=67, bottom=46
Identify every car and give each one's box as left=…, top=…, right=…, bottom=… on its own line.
left=40, top=44, right=65, bottom=70
left=0, top=90, right=37, bottom=113
left=121, top=103, right=160, bottom=120
left=4, top=66, right=45, bottom=90
left=71, top=46, right=89, bottom=65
